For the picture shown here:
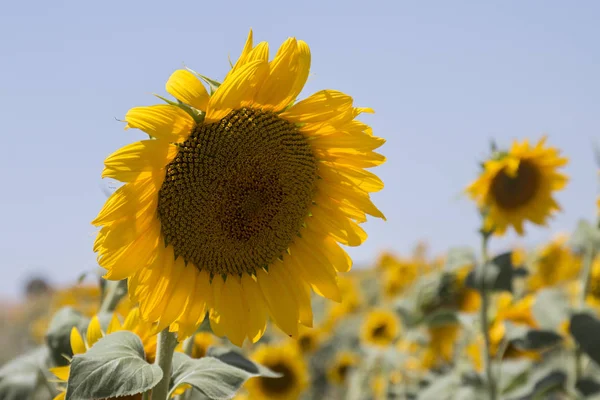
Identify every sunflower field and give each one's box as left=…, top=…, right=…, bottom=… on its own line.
left=2, top=28, right=600, bottom=400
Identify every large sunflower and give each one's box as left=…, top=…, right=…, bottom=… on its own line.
left=467, top=137, right=568, bottom=235
left=245, top=343, right=308, bottom=400
left=92, top=31, right=385, bottom=346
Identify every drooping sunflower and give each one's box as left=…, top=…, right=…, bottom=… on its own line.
left=245, top=343, right=308, bottom=400
left=326, top=351, right=359, bottom=385
left=92, top=30, right=385, bottom=346
left=49, top=308, right=159, bottom=400
left=467, top=137, right=568, bottom=235
left=360, top=309, right=400, bottom=347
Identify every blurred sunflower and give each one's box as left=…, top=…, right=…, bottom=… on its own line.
left=246, top=343, right=308, bottom=400
left=31, top=284, right=132, bottom=343
left=467, top=137, right=568, bottom=235
left=49, top=308, right=160, bottom=400
left=323, top=276, right=363, bottom=331
left=489, top=293, right=540, bottom=360
left=383, top=257, right=419, bottom=299
left=326, top=351, right=359, bottom=385
left=92, top=30, right=385, bottom=346
left=175, top=332, right=217, bottom=359
left=294, top=326, right=324, bottom=354
left=528, top=235, right=581, bottom=292
left=586, top=256, right=600, bottom=309
left=421, top=323, right=460, bottom=370
left=435, top=266, right=480, bottom=313
left=360, top=309, right=400, bottom=347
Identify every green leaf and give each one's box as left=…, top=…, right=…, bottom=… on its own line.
left=423, top=309, right=459, bottom=327
left=0, top=347, right=51, bottom=400
left=206, top=347, right=280, bottom=378
left=154, top=94, right=204, bottom=124
left=416, top=372, right=460, bottom=400
left=443, top=247, right=475, bottom=272
left=511, top=329, right=563, bottom=351
left=570, top=312, right=600, bottom=366
left=532, top=288, right=570, bottom=331
left=577, top=377, right=600, bottom=396
left=46, top=307, right=90, bottom=366
left=65, top=331, right=162, bottom=400
left=466, top=252, right=521, bottom=293
left=169, top=352, right=264, bottom=399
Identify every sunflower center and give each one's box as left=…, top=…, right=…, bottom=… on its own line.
left=157, top=108, right=317, bottom=276
left=490, top=160, right=540, bottom=210
left=298, top=335, right=314, bottom=352
left=337, top=364, right=350, bottom=380
left=372, top=323, right=388, bottom=339
left=260, top=362, right=296, bottom=395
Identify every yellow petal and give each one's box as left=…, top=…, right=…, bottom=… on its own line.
left=256, top=267, right=300, bottom=337
left=255, top=38, right=311, bottom=111
left=166, top=70, right=209, bottom=111
left=107, top=313, right=122, bottom=334
left=280, top=90, right=353, bottom=123
left=156, top=257, right=196, bottom=332
left=240, top=274, right=268, bottom=342
left=49, top=366, right=70, bottom=381
left=70, top=327, right=86, bottom=354
left=86, top=316, right=103, bottom=347
left=227, top=29, right=254, bottom=78
left=102, top=140, right=177, bottom=182
left=205, top=60, right=269, bottom=122
left=212, top=276, right=247, bottom=346
left=125, top=105, right=194, bottom=143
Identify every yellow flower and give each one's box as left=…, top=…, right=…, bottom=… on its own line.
left=294, top=326, right=324, bottom=354
left=585, top=256, right=600, bottom=310
left=383, top=256, right=419, bottom=298
left=361, top=309, right=400, bottom=347
left=49, top=308, right=159, bottom=400
left=323, top=276, right=362, bottom=330
left=245, top=343, right=308, bottom=400
left=31, top=284, right=132, bottom=343
left=467, top=137, right=568, bottom=235
left=92, top=30, right=385, bottom=347
left=528, top=235, right=581, bottom=291
left=326, top=351, right=359, bottom=384
left=421, top=324, right=460, bottom=370
left=175, top=332, right=218, bottom=359
left=489, top=293, right=540, bottom=360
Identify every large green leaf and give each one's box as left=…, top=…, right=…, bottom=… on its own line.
left=46, top=307, right=90, bottom=366
left=511, top=329, right=563, bottom=351
left=0, top=347, right=52, bottom=400
left=65, top=331, right=162, bottom=400
left=169, top=352, right=265, bottom=399
left=570, top=312, right=600, bottom=366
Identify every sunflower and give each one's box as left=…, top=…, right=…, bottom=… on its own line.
left=294, top=325, right=324, bottom=354
left=383, top=257, right=419, bottom=299
left=467, top=137, right=568, bottom=235
left=49, top=308, right=159, bottom=400
left=323, top=276, right=362, bottom=331
left=488, top=293, right=540, bottom=360
left=421, top=323, right=460, bottom=370
left=92, top=30, right=385, bottom=347
left=360, top=309, right=400, bottom=347
left=245, top=343, right=308, bottom=400
left=326, top=351, right=359, bottom=385
left=586, top=256, right=600, bottom=310
left=175, top=332, right=218, bottom=359
left=528, top=235, right=581, bottom=292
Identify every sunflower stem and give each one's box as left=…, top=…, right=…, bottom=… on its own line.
left=575, top=241, right=596, bottom=381
left=480, top=232, right=497, bottom=400
left=99, top=279, right=127, bottom=314
left=153, top=329, right=178, bottom=400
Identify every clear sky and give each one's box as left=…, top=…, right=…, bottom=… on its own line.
left=1, top=1, right=599, bottom=299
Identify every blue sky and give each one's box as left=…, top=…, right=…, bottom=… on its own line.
left=1, top=1, right=599, bottom=299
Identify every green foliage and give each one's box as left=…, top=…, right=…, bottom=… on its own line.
left=0, top=347, right=53, bottom=400
left=168, top=352, right=271, bottom=399
left=466, top=252, right=523, bottom=293
left=45, top=307, right=89, bottom=366
left=65, top=331, right=162, bottom=400
left=570, top=312, right=600, bottom=366
left=444, top=247, right=476, bottom=272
